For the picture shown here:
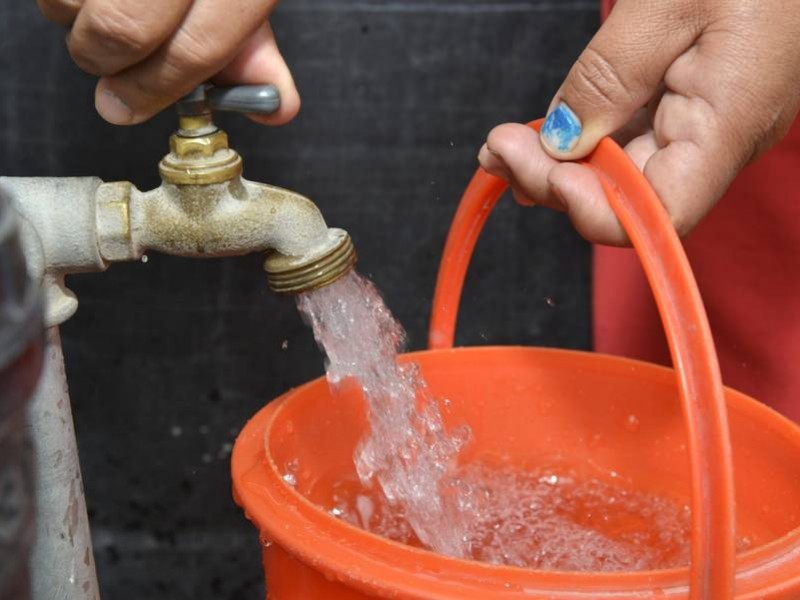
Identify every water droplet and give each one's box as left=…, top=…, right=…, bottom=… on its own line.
left=217, top=442, right=233, bottom=459
left=141, top=254, right=149, bottom=263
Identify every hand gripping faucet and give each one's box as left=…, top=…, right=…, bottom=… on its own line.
left=0, top=84, right=356, bottom=600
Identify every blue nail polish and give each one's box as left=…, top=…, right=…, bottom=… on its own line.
left=541, top=103, right=582, bottom=153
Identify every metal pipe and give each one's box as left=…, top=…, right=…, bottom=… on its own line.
left=28, top=329, right=100, bottom=600
left=0, top=174, right=356, bottom=328
left=0, top=93, right=356, bottom=600
left=0, top=171, right=355, bottom=600
left=0, top=192, right=44, bottom=600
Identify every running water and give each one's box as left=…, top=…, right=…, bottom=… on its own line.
left=295, top=270, right=751, bottom=570
left=297, top=271, right=472, bottom=557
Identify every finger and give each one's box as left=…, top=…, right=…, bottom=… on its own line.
left=641, top=18, right=799, bottom=238
left=547, top=128, right=660, bottom=246
left=539, top=0, right=703, bottom=159
left=67, top=0, right=192, bottom=76
left=95, top=0, right=278, bottom=125
left=644, top=92, right=742, bottom=237
left=37, top=0, right=83, bottom=27
left=213, top=22, right=301, bottom=126
left=623, top=129, right=659, bottom=172
left=477, top=142, right=537, bottom=207
left=548, top=162, right=627, bottom=245
left=478, top=123, right=565, bottom=210
left=477, top=143, right=512, bottom=180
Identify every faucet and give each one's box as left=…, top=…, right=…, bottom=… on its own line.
left=2, top=83, right=357, bottom=327
left=0, top=84, right=356, bottom=600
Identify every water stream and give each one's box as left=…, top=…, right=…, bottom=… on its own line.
left=297, top=271, right=471, bottom=557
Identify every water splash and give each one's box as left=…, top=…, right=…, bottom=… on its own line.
left=297, top=271, right=471, bottom=557
left=324, top=463, right=748, bottom=571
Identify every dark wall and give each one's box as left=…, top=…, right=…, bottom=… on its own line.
left=1, top=1, right=597, bottom=598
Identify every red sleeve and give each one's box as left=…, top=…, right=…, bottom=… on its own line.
left=601, top=0, right=614, bottom=21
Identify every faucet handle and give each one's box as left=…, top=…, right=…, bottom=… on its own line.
left=176, top=84, right=281, bottom=116
left=207, top=85, right=280, bottom=115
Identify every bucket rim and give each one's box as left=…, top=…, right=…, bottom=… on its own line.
left=232, top=346, right=800, bottom=599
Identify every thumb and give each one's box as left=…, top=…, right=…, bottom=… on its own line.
left=540, top=0, right=702, bottom=159
left=213, top=22, right=301, bottom=126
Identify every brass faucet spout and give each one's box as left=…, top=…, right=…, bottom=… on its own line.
left=111, top=85, right=356, bottom=293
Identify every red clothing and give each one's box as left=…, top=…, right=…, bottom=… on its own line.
left=594, top=119, right=800, bottom=420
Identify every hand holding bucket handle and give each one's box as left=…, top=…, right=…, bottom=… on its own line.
left=429, top=119, right=736, bottom=599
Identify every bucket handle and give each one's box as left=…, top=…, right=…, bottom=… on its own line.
left=428, top=120, right=736, bottom=599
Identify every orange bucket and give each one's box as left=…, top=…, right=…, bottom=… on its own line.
left=232, top=121, right=800, bottom=599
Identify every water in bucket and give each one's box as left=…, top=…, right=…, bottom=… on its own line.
left=294, top=271, right=749, bottom=571
left=319, top=464, right=699, bottom=571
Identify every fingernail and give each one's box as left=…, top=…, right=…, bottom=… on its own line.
left=96, top=89, right=133, bottom=125
left=541, top=102, right=582, bottom=153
